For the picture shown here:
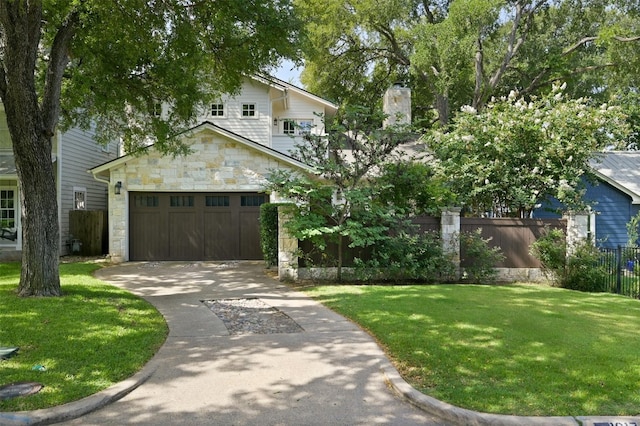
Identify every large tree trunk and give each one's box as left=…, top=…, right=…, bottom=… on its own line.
left=13, top=128, right=61, bottom=297
left=0, top=2, right=62, bottom=296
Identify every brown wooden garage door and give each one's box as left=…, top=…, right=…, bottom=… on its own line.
left=129, top=192, right=266, bottom=261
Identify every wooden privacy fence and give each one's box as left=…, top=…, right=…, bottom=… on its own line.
left=69, top=210, right=108, bottom=256
left=297, top=215, right=566, bottom=269
left=460, top=218, right=566, bottom=268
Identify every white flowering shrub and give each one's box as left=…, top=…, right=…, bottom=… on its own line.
left=427, top=84, right=630, bottom=217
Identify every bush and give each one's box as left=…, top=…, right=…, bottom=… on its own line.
left=531, top=229, right=608, bottom=292
left=530, top=228, right=566, bottom=283
left=355, top=231, right=456, bottom=283
left=460, top=229, right=505, bottom=283
left=562, top=239, right=609, bottom=292
left=260, top=203, right=292, bottom=268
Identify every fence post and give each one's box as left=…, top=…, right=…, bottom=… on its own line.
left=277, top=205, right=298, bottom=281
left=617, top=245, right=622, bottom=294
left=441, top=207, right=461, bottom=280
left=563, top=210, right=590, bottom=255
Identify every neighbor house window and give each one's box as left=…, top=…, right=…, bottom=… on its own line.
left=73, top=187, right=86, bottom=210
left=241, top=103, right=256, bottom=118
left=210, top=103, right=225, bottom=117
left=0, top=188, right=16, bottom=229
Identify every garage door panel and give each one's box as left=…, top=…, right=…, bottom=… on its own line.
left=169, top=211, right=202, bottom=260
left=203, top=211, right=236, bottom=260
left=130, top=211, right=168, bottom=260
left=239, top=211, right=262, bottom=259
left=130, top=192, right=264, bottom=261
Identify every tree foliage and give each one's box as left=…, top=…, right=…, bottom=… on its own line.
left=428, top=84, right=630, bottom=217
left=296, top=0, right=640, bottom=127
left=1, top=1, right=301, bottom=296
left=266, top=107, right=414, bottom=279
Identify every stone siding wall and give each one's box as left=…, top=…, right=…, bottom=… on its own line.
left=108, top=128, right=296, bottom=262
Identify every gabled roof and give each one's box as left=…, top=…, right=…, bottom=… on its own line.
left=591, top=151, right=640, bottom=204
left=254, top=74, right=338, bottom=114
left=89, top=121, right=314, bottom=177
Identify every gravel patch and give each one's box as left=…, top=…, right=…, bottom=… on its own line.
left=202, top=298, right=304, bottom=335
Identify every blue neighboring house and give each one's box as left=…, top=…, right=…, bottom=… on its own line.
left=535, top=151, right=640, bottom=248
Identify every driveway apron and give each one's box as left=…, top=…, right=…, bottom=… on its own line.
left=61, top=261, right=444, bottom=425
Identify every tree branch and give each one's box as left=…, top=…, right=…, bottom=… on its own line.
left=563, top=36, right=597, bottom=55
left=41, top=8, right=80, bottom=136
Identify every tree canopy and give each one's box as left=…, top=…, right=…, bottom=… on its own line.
left=1, top=0, right=302, bottom=296
left=296, top=0, right=640, bottom=127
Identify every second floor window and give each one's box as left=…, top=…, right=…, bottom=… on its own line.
left=282, top=119, right=313, bottom=135
left=283, top=120, right=296, bottom=135
left=73, top=187, right=86, bottom=210
left=210, top=103, right=224, bottom=117
left=242, top=103, right=256, bottom=118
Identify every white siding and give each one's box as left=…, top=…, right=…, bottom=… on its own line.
left=196, top=80, right=272, bottom=146
left=271, top=90, right=329, bottom=155
left=59, top=126, right=117, bottom=254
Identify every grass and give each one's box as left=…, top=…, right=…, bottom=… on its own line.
left=0, top=262, right=168, bottom=412
left=305, top=283, right=640, bottom=416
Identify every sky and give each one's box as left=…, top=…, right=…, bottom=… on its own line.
left=273, top=59, right=303, bottom=87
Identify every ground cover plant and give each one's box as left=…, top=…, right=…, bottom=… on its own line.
left=305, top=283, right=640, bottom=416
left=0, top=262, right=168, bottom=412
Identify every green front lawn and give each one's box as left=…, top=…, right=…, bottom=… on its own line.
left=306, top=283, right=640, bottom=416
left=0, top=262, right=168, bottom=412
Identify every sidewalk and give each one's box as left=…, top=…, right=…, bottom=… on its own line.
left=3, top=261, right=638, bottom=425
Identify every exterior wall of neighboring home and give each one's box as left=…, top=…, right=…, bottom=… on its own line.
left=197, top=80, right=272, bottom=147
left=534, top=179, right=638, bottom=248
left=58, top=126, right=117, bottom=255
left=104, top=126, right=305, bottom=262
left=585, top=180, right=640, bottom=248
left=0, top=105, right=116, bottom=259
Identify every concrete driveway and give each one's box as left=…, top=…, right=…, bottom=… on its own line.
left=57, top=261, right=445, bottom=425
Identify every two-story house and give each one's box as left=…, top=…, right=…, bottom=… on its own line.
left=89, top=75, right=338, bottom=262
left=0, top=106, right=118, bottom=261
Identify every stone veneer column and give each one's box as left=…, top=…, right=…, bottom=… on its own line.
left=441, top=207, right=462, bottom=279
left=278, top=205, right=298, bottom=281
left=564, top=211, right=590, bottom=255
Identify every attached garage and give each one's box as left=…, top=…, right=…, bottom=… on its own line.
left=129, top=192, right=266, bottom=261
left=89, top=122, right=311, bottom=263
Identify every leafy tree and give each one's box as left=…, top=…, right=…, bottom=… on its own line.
left=265, top=106, right=416, bottom=281
left=1, top=1, right=301, bottom=296
left=375, top=161, right=456, bottom=215
left=296, top=0, right=640, bottom=126
left=428, top=84, right=630, bottom=217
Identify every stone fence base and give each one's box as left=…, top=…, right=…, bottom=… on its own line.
left=282, top=266, right=550, bottom=284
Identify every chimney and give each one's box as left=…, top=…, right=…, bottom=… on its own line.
left=383, top=83, right=411, bottom=128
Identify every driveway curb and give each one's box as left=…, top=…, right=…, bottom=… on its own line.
left=0, top=360, right=158, bottom=425
left=382, top=365, right=640, bottom=426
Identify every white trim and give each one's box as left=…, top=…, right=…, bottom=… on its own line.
left=594, top=169, right=640, bottom=204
